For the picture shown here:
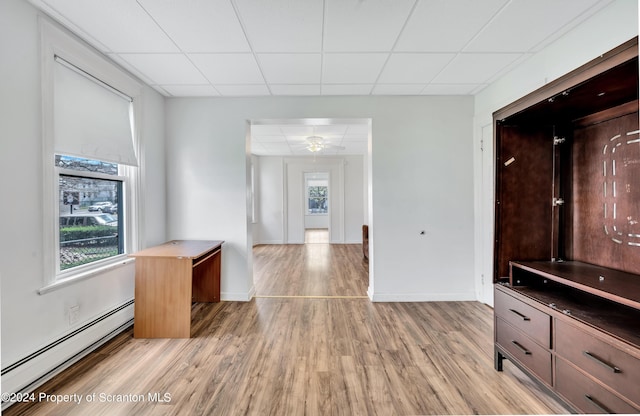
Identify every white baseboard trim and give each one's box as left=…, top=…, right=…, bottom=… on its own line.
left=369, top=292, right=477, bottom=302
left=1, top=300, right=134, bottom=409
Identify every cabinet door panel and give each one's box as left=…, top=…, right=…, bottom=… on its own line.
left=494, top=124, right=554, bottom=278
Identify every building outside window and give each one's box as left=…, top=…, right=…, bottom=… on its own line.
left=57, top=156, right=124, bottom=271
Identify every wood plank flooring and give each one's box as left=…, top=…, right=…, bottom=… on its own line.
left=253, top=236, right=368, bottom=297
left=4, top=240, right=570, bottom=416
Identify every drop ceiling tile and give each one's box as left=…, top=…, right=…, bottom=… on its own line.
left=258, top=54, right=321, bottom=84
left=215, top=84, right=270, bottom=96
left=396, top=0, right=509, bottom=52
left=42, top=0, right=179, bottom=53
left=107, top=53, right=158, bottom=86
left=323, top=0, right=415, bottom=52
left=253, top=135, right=287, bottom=143
left=233, top=0, right=323, bottom=52
left=286, top=136, right=311, bottom=148
left=264, top=143, right=293, bottom=152
left=280, top=125, right=315, bottom=136
left=270, top=85, right=321, bottom=96
left=162, top=85, right=221, bottom=97
left=421, top=84, right=479, bottom=95
left=340, top=142, right=368, bottom=154
left=321, top=84, right=373, bottom=95
left=118, top=54, right=208, bottom=84
left=377, top=53, right=455, bottom=84
left=323, top=53, right=388, bottom=84
left=371, top=84, right=426, bottom=95
left=190, top=54, right=264, bottom=84
left=465, top=0, right=603, bottom=52
left=314, top=125, right=349, bottom=136
left=250, top=142, right=267, bottom=154
left=432, top=53, right=522, bottom=84
left=136, top=0, right=250, bottom=53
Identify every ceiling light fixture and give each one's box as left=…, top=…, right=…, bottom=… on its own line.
left=306, top=136, right=326, bottom=152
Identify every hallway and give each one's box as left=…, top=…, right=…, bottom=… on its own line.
left=253, top=230, right=368, bottom=298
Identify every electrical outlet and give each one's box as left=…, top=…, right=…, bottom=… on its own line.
left=69, top=305, right=79, bottom=325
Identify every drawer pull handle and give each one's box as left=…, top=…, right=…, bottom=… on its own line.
left=583, top=351, right=621, bottom=373
left=508, top=309, right=530, bottom=321
left=584, top=394, right=613, bottom=414
left=511, top=340, right=532, bottom=355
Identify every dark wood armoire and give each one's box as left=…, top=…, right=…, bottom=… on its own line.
left=492, top=38, right=640, bottom=413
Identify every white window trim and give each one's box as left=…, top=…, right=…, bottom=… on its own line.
left=39, top=17, right=143, bottom=292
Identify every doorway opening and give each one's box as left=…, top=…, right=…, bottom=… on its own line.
left=304, top=171, right=329, bottom=244
left=247, top=118, right=373, bottom=299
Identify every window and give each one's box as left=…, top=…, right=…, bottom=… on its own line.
left=306, top=174, right=329, bottom=215
left=40, top=19, right=142, bottom=289
left=57, top=156, right=124, bottom=271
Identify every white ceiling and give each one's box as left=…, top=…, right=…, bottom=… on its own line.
left=251, top=122, right=368, bottom=156
left=30, top=0, right=613, bottom=99
left=29, top=0, right=615, bottom=156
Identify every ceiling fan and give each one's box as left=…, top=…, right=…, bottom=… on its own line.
left=304, top=135, right=345, bottom=153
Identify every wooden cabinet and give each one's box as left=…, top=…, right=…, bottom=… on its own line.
left=493, top=38, right=640, bottom=413
left=494, top=287, right=551, bottom=348
left=130, top=240, right=223, bottom=338
left=555, top=319, right=640, bottom=405
left=555, top=358, right=638, bottom=414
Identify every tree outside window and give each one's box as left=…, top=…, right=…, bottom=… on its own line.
left=306, top=174, right=329, bottom=215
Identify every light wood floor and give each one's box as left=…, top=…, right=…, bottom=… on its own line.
left=4, top=240, right=570, bottom=416
left=253, top=231, right=368, bottom=297
left=304, top=228, right=329, bottom=244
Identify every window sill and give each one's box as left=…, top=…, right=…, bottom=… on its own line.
left=38, top=256, right=135, bottom=295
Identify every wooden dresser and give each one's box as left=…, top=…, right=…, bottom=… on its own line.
left=492, top=38, right=640, bottom=413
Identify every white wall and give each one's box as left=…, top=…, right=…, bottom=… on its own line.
left=165, top=96, right=475, bottom=302
left=250, top=154, right=260, bottom=245
left=256, top=156, right=285, bottom=244
left=246, top=155, right=364, bottom=244
left=286, top=157, right=345, bottom=244
left=305, top=214, right=329, bottom=229
left=472, top=0, right=639, bottom=305
left=344, top=155, right=365, bottom=243
left=0, top=0, right=166, bottom=395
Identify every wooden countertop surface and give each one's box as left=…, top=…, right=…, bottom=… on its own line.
left=129, top=240, right=224, bottom=259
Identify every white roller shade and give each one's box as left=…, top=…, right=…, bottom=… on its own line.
left=53, top=56, right=138, bottom=166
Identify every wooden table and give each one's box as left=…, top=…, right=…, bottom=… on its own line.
left=130, top=240, right=223, bottom=338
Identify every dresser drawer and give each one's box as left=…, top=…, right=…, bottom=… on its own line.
left=555, top=319, right=640, bottom=404
left=496, top=317, right=552, bottom=385
left=556, top=357, right=639, bottom=414
left=494, top=287, right=551, bottom=348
